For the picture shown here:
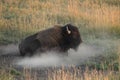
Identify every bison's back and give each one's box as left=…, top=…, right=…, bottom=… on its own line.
left=36, top=27, right=63, bottom=48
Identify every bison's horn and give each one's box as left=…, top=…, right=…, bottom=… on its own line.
left=66, top=26, right=71, bottom=34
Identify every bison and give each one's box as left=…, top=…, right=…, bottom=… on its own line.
left=19, top=24, right=82, bottom=56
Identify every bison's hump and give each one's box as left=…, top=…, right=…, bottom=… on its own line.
left=36, top=27, right=63, bottom=47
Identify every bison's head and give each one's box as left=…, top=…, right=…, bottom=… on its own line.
left=62, top=24, right=82, bottom=51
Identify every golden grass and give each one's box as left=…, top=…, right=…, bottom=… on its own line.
left=0, top=0, right=119, bottom=32
left=47, top=66, right=120, bottom=80
left=0, top=0, right=119, bottom=45
left=0, top=69, right=14, bottom=80
left=1, top=66, right=119, bottom=80
left=23, top=68, right=37, bottom=80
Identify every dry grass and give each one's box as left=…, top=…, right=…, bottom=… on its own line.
left=0, top=0, right=119, bottom=44
left=0, top=69, right=14, bottom=80
left=0, top=65, right=119, bottom=80
left=0, top=0, right=119, bottom=32
left=48, top=67, right=120, bottom=80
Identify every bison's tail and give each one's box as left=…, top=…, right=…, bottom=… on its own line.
left=18, top=39, right=41, bottom=56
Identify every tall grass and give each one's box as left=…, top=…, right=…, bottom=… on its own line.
left=0, top=65, right=120, bottom=80
left=48, top=66, right=120, bottom=80
left=0, top=69, right=14, bottom=80
left=0, top=0, right=120, bottom=44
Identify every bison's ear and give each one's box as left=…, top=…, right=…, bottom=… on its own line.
left=66, top=26, right=71, bottom=34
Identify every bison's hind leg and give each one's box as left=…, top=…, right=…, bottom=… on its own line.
left=19, top=39, right=40, bottom=56
left=27, top=39, right=41, bottom=56
left=20, top=47, right=34, bottom=57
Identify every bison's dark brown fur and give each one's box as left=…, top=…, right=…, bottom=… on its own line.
left=19, top=24, right=82, bottom=56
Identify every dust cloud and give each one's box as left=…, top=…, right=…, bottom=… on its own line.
left=16, top=43, right=102, bottom=68
left=0, top=43, right=106, bottom=68
left=0, top=44, right=19, bottom=55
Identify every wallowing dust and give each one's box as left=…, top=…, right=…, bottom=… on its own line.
left=0, top=44, right=19, bottom=55
left=15, top=43, right=102, bottom=68
left=0, top=43, right=106, bottom=68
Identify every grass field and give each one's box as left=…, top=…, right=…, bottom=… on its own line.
left=0, top=0, right=120, bottom=44
left=0, top=0, right=120, bottom=80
